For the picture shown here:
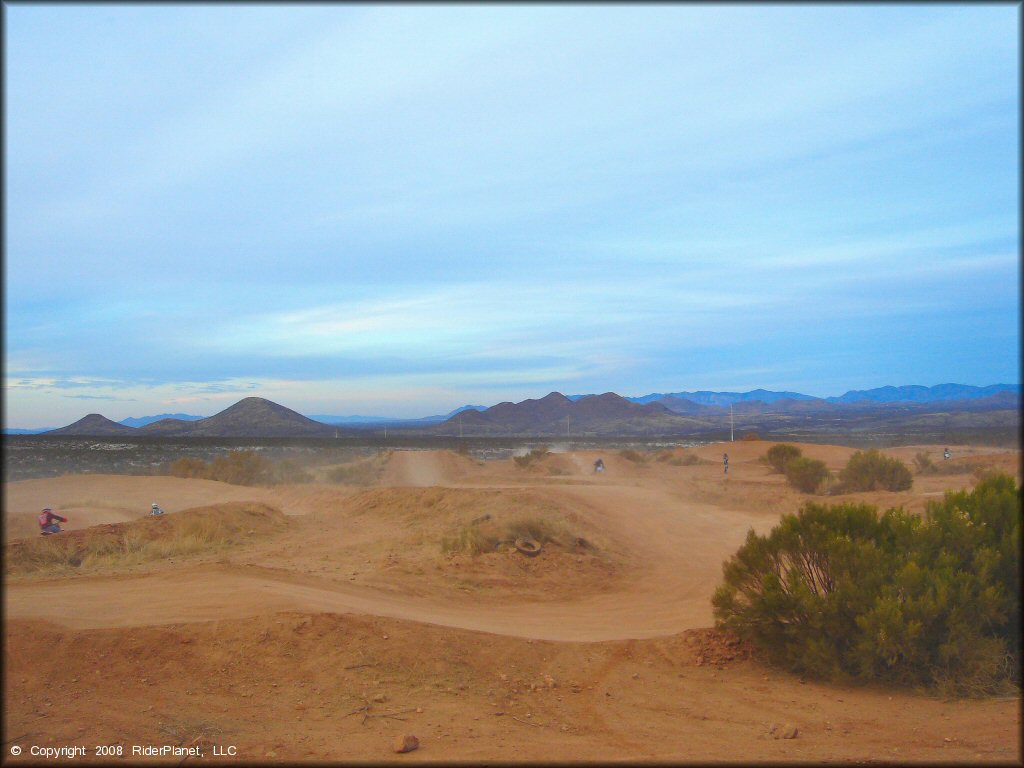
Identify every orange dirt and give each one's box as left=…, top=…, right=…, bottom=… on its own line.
left=4, top=443, right=1020, bottom=763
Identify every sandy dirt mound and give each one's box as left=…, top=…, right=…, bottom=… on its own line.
left=3, top=475, right=277, bottom=540
left=6, top=502, right=288, bottom=577
left=380, top=449, right=484, bottom=487
left=5, top=614, right=1018, bottom=763
left=3, top=443, right=1020, bottom=762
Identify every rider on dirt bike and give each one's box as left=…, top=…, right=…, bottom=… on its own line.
left=38, top=507, right=67, bottom=535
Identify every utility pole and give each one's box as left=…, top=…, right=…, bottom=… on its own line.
left=730, top=403, right=734, bottom=442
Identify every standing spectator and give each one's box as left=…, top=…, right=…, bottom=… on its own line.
left=723, top=452, right=729, bottom=475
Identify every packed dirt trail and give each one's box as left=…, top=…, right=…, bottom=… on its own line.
left=4, top=443, right=1020, bottom=763
left=4, top=486, right=765, bottom=640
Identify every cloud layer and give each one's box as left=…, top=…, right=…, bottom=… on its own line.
left=5, top=5, right=1019, bottom=426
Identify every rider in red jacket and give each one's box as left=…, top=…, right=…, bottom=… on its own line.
left=38, top=507, right=67, bottom=534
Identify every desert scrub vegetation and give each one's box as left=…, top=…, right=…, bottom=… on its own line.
left=441, top=515, right=572, bottom=556
left=763, top=443, right=802, bottom=473
left=836, top=449, right=912, bottom=492
left=784, top=456, right=832, bottom=494
left=167, top=450, right=313, bottom=485
left=713, top=473, right=1020, bottom=696
left=618, top=448, right=649, bottom=463
left=326, top=453, right=388, bottom=485
left=6, top=502, right=287, bottom=575
left=914, top=451, right=974, bottom=477
left=513, top=447, right=550, bottom=468
left=656, top=451, right=699, bottom=466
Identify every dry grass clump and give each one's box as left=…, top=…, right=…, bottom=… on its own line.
left=441, top=525, right=499, bottom=556
left=441, top=515, right=574, bottom=556
left=6, top=502, right=287, bottom=575
left=513, top=447, right=550, bottom=468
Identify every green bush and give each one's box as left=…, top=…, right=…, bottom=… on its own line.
left=784, top=457, right=831, bottom=493
left=712, top=474, right=1021, bottom=694
left=838, top=449, right=913, bottom=492
left=764, top=444, right=802, bottom=473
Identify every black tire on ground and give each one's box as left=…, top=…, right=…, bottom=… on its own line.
left=514, top=537, right=542, bottom=557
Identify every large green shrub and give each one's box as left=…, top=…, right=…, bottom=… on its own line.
left=764, top=443, right=802, bottom=473
left=784, top=456, right=831, bottom=493
left=838, top=449, right=913, bottom=492
left=712, top=474, right=1021, bottom=694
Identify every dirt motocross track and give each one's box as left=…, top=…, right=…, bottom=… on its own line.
left=4, top=442, right=1021, bottom=763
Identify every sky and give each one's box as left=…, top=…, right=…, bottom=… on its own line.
left=4, top=3, right=1020, bottom=428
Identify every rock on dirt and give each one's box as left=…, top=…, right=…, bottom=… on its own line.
left=769, top=723, right=799, bottom=739
left=393, top=734, right=420, bottom=753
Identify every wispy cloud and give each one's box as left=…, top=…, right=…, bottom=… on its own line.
left=4, top=4, right=1018, bottom=428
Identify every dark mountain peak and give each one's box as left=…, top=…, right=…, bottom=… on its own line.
left=537, top=392, right=570, bottom=403
left=191, top=397, right=333, bottom=437
left=46, top=413, right=138, bottom=436
left=137, top=418, right=197, bottom=435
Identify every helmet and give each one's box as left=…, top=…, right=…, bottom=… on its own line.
left=43, top=506, right=53, bottom=512
left=152, top=503, right=159, bottom=508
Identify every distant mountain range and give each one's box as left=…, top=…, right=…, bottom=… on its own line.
left=308, top=405, right=487, bottom=425
left=45, top=397, right=340, bottom=438
left=447, top=392, right=677, bottom=436
left=603, top=383, right=1019, bottom=408
left=7, top=383, right=1019, bottom=438
left=118, top=413, right=205, bottom=428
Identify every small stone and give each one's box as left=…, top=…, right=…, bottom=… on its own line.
left=265, top=751, right=277, bottom=758
left=393, top=734, right=419, bottom=754
left=779, top=723, right=798, bottom=739
left=372, top=693, right=387, bottom=703
left=415, top=707, right=423, bottom=713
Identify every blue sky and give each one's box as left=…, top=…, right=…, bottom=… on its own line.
left=4, top=4, right=1020, bottom=427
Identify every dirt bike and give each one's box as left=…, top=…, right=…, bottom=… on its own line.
left=40, top=518, right=68, bottom=536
